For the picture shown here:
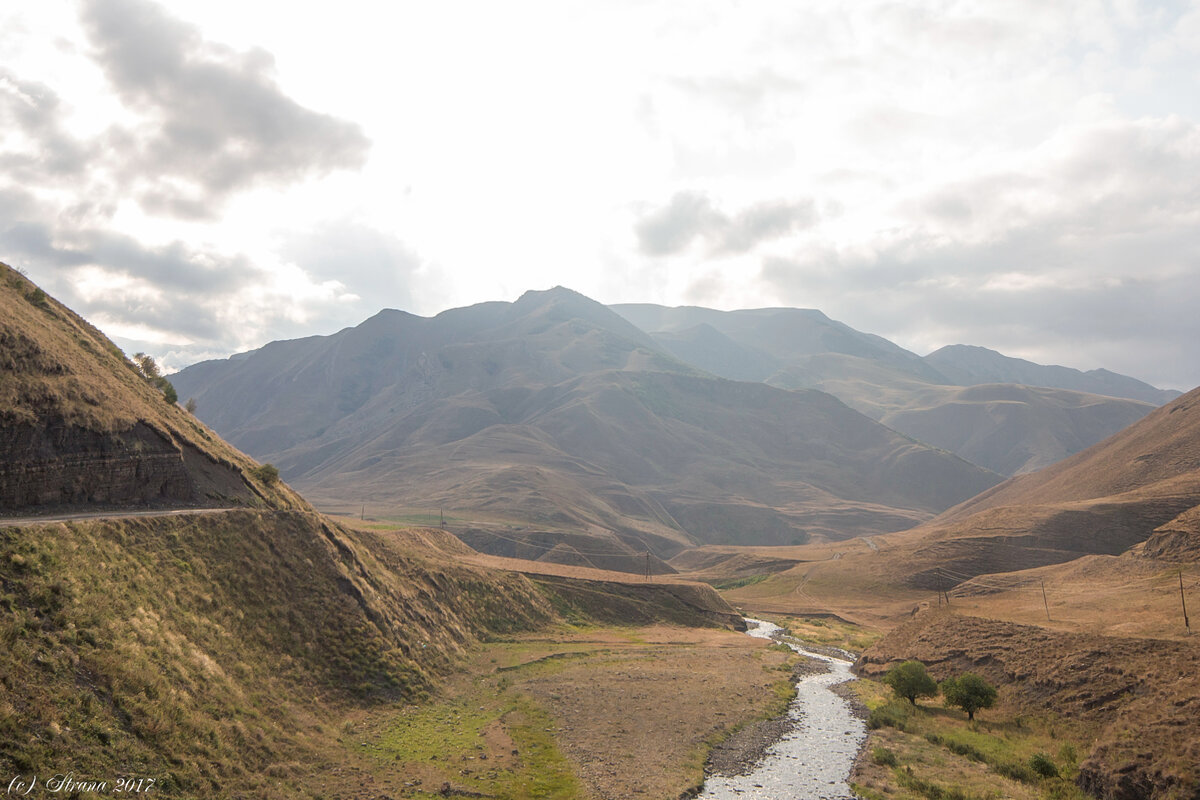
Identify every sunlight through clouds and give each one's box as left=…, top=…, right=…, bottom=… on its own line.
left=0, top=0, right=1197, bottom=389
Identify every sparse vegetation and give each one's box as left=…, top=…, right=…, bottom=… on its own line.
left=131, top=351, right=178, bottom=403
left=847, top=676, right=1094, bottom=800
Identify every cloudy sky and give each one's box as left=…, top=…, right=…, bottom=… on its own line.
left=3, top=0, right=1199, bottom=390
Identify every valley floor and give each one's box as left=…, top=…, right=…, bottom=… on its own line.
left=335, top=625, right=802, bottom=800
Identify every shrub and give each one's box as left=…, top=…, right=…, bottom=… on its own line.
left=867, top=700, right=911, bottom=731
left=1030, top=752, right=1059, bottom=779
left=249, top=464, right=280, bottom=484
left=871, top=746, right=898, bottom=766
left=993, top=759, right=1036, bottom=783
left=883, top=660, right=939, bottom=706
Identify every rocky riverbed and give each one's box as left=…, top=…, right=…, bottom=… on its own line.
left=698, top=619, right=867, bottom=800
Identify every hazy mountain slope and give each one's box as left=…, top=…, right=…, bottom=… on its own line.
left=612, top=302, right=1170, bottom=476
left=926, top=344, right=1181, bottom=404
left=175, top=288, right=692, bottom=463
left=648, top=322, right=779, bottom=383
left=612, top=302, right=942, bottom=382
left=893, top=385, right=1200, bottom=585
left=876, top=383, right=1155, bottom=475
left=0, top=262, right=297, bottom=514
left=174, top=290, right=1001, bottom=555
left=298, top=369, right=1001, bottom=549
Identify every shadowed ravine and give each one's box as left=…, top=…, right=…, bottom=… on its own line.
left=699, top=619, right=866, bottom=800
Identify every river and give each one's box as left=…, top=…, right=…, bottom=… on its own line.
left=697, top=619, right=867, bottom=800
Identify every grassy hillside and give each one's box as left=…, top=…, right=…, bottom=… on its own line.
left=0, top=510, right=555, bottom=797
left=0, top=261, right=298, bottom=514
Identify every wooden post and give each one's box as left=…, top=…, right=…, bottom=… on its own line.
left=1041, top=580, right=1051, bottom=623
left=1180, top=571, right=1191, bottom=633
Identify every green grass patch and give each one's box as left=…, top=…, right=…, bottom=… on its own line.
left=710, top=574, right=769, bottom=590
left=367, top=691, right=580, bottom=799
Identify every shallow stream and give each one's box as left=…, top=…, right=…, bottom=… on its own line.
left=697, top=619, right=866, bottom=800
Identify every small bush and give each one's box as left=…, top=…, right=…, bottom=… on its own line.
left=27, top=287, right=49, bottom=308
left=872, top=746, right=898, bottom=766
left=993, top=759, right=1037, bottom=784
left=249, top=464, right=280, bottom=484
left=1030, top=751, right=1059, bottom=778
left=867, top=700, right=911, bottom=731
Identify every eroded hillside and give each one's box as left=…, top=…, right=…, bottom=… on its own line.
left=0, top=262, right=296, bottom=514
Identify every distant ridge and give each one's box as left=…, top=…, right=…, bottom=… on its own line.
left=925, top=344, right=1181, bottom=405
left=612, top=302, right=1178, bottom=475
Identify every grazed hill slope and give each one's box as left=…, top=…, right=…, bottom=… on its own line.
left=612, top=303, right=1170, bottom=476
left=875, top=383, right=1154, bottom=475
left=173, top=288, right=1000, bottom=556
left=857, top=610, right=1200, bottom=800
left=898, top=385, right=1200, bottom=586
left=0, top=262, right=297, bottom=514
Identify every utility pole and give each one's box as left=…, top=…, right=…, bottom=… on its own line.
left=1041, top=580, right=1051, bottom=623
left=1180, top=571, right=1191, bottom=634
left=645, top=552, right=652, bottom=582
left=440, top=508, right=445, bottom=529
left=936, top=568, right=947, bottom=606
left=361, top=504, right=364, bottom=521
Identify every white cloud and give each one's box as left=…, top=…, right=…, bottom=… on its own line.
left=0, top=0, right=1197, bottom=390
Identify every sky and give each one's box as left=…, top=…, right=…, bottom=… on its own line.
left=2, top=0, right=1199, bottom=390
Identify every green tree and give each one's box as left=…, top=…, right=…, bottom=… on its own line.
left=132, top=352, right=161, bottom=379
left=131, top=352, right=177, bottom=404
left=940, top=672, right=998, bottom=721
left=882, top=660, right=939, bottom=706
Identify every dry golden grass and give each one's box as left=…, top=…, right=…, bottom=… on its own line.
left=0, top=261, right=304, bottom=512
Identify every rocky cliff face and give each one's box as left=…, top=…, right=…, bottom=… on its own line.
left=0, top=418, right=254, bottom=512
left=0, top=262, right=288, bottom=515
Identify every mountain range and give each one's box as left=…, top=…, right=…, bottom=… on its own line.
left=170, top=288, right=1181, bottom=564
